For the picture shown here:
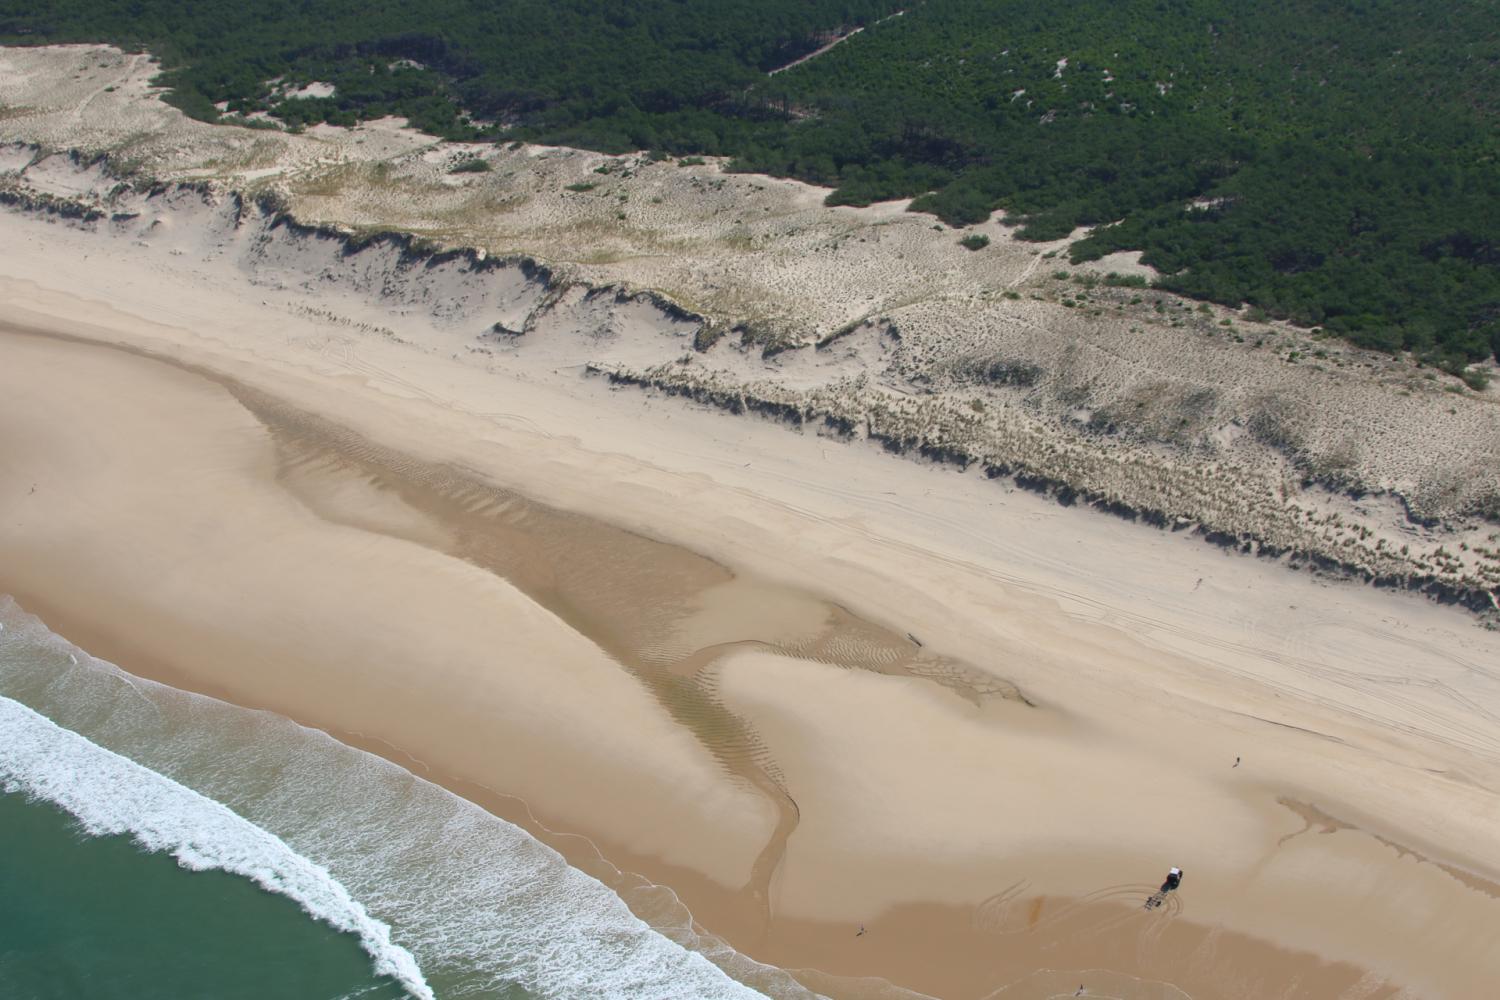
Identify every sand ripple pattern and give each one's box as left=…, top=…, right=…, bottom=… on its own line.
left=213, top=377, right=1028, bottom=936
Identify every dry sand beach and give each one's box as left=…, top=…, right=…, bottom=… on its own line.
left=2, top=43, right=1497, bottom=610
left=4, top=220, right=1500, bottom=999
left=2, top=43, right=1500, bottom=1000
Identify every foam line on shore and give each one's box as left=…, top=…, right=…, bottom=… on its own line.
left=0, top=598, right=786, bottom=1000
left=0, top=693, right=434, bottom=1000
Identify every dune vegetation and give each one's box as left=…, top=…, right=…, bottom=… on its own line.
left=4, top=1, right=1497, bottom=366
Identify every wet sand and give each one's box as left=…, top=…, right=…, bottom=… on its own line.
left=3, top=276, right=1500, bottom=999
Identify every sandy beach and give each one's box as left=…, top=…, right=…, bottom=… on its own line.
left=4, top=43, right=1498, bottom=614
left=3, top=176, right=1500, bottom=999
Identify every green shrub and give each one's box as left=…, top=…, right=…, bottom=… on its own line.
left=13, top=0, right=1500, bottom=363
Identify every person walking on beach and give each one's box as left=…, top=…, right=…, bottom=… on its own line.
left=1234, top=756, right=1241, bottom=767
left=855, top=924, right=865, bottom=937
left=1145, top=866, right=1184, bottom=910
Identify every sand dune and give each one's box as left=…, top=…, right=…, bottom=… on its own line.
left=2, top=43, right=1497, bottom=614
left=2, top=202, right=1500, bottom=997
left=1, top=47, right=1499, bottom=996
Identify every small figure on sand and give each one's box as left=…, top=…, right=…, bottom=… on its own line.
left=1145, top=866, right=1184, bottom=910
left=1234, top=755, right=1241, bottom=767
left=855, top=925, right=865, bottom=937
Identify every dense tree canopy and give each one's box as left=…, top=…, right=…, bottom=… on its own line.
left=3, top=0, right=1497, bottom=363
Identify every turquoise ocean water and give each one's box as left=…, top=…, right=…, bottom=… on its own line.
left=0, top=790, right=410, bottom=1000
left=0, top=597, right=806, bottom=1000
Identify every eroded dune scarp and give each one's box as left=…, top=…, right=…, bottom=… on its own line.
left=1, top=45, right=1496, bottom=620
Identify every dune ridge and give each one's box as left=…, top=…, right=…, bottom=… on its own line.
left=2, top=232, right=1500, bottom=996
left=4, top=42, right=1500, bottom=1000
left=0, top=44, right=1497, bottom=622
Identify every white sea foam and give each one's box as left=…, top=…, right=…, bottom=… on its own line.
left=0, top=694, right=434, bottom=1000
left=0, top=597, right=783, bottom=1000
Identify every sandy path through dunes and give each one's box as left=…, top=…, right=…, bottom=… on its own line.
left=1, top=258, right=1500, bottom=998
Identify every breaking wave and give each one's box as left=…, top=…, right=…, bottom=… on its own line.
left=0, top=694, right=433, bottom=999
left=0, top=598, right=779, bottom=999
